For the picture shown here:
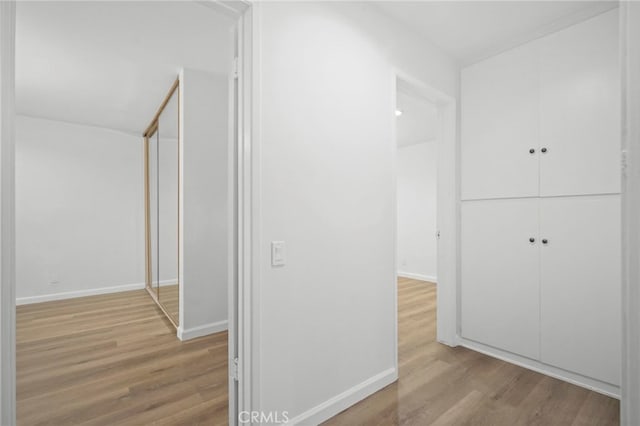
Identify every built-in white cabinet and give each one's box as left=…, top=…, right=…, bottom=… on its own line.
left=460, top=9, right=621, bottom=392
left=462, top=10, right=620, bottom=201
left=461, top=198, right=540, bottom=360
left=540, top=195, right=621, bottom=385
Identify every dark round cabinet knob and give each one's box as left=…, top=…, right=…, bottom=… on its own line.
left=542, top=239, right=549, bottom=244
left=529, top=237, right=535, bottom=243
left=529, top=148, right=535, bottom=154
left=541, top=147, right=548, bottom=153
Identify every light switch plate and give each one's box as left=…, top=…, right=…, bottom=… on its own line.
left=271, top=241, right=285, bottom=267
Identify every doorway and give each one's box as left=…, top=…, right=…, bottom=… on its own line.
left=394, top=74, right=458, bottom=354
left=3, top=1, right=251, bottom=425
left=396, top=85, right=439, bottom=285
left=394, top=77, right=441, bottom=390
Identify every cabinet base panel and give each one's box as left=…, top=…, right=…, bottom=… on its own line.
left=458, top=337, right=620, bottom=398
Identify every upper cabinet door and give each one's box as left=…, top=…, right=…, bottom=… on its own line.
left=539, top=10, right=620, bottom=197
left=461, top=43, right=539, bottom=200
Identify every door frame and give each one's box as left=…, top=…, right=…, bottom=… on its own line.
left=0, top=2, right=16, bottom=424
left=0, top=1, right=256, bottom=425
left=392, top=70, right=459, bottom=351
left=220, top=1, right=256, bottom=424
left=620, top=2, right=640, bottom=425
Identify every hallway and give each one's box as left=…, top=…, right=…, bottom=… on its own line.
left=325, top=277, right=619, bottom=425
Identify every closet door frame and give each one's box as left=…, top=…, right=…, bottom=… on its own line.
left=142, top=79, right=180, bottom=329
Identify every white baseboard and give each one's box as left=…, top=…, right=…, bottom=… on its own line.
left=397, top=271, right=437, bottom=283
left=459, top=337, right=620, bottom=399
left=16, top=279, right=178, bottom=306
left=177, top=320, right=228, bottom=341
left=16, top=282, right=145, bottom=305
left=285, top=367, right=397, bottom=425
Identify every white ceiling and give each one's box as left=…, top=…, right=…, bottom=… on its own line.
left=375, top=1, right=618, bottom=65
left=16, top=1, right=233, bottom=135
left=17, top=1, right=620, bottom=135
left=396, top=90, right=438, bottom=148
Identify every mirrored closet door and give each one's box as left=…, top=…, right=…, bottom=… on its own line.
left=144, top=79, right=180, bottom=327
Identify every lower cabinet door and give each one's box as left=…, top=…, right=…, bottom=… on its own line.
left=540, top=195, right=621, bottom=385
left=461, top=198, right=540, bottom=359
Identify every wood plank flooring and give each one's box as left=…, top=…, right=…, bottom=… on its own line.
left=17, top=278, right=620, bottom=425
left=324, top=277, right=620, bottom=426
left=17, top=289, right=228, bottom=426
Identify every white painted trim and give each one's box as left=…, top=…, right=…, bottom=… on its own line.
left=223, top=5, right=256, bottom=425
left=177, top=320, right=228, bottom=341
left=17, top=283, right=144, bottom=306
left=0, top=2, right=16, bottom=424
left=227, top=14, right=240, bottom=426
left=285, top=368, right=397, bottom=426
left=621, top=2, right=640, bottom=424
left=393, top=70, right=458, bottom=348
left=227, top=2, right=256, bottom=425
left=459, top=338, right=620, bottom=399
left=15, top=280, right=178, bottom=306
left=397, top=271, right=437, bottom=283
left=246, top=3, right=260, bottom=424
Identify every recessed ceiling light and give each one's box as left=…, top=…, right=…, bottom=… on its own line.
left=395, top=110, right=403, bottom=117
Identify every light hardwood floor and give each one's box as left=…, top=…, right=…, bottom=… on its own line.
left=324, top=277, right=620, bottom=426
left=17, top=289, right=228, bottom=426
left=17, top=279, right=620, bottom=425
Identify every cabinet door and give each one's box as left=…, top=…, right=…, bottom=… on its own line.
left=539, top=10, right=620, bottom=197
left=461, top=198, right=540, bottom=359
left=461, top=43, right=539, bottom=200
left=540, top=195, right=621, bottom=385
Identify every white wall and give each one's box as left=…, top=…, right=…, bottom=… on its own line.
left=396, top=90, right=438, bottom=147
left=255, top=2, right=458, bottom=422
left=15, top=115, right=144, bottom=302
left=397, top=142, right=437, bottom=281
left=179, top=68, right=228, bottom=338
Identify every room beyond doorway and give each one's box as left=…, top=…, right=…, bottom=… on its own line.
left=395, top=85, right=439, bottom=284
